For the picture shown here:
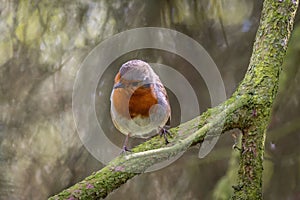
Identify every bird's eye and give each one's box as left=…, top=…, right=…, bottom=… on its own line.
left=143, top=83, right=152, bottom=88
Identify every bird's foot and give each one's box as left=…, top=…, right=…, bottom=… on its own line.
left=120, top=134, right=132, bottom=154
left=159, top=126, right=172, bottom=144
left=120, top=145, right=132, bottom=154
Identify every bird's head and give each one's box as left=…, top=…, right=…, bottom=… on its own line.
left=113, top=60, right=153, bottom=90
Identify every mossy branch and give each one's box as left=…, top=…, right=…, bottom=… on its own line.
left=49, top=0, right=299, bottom=199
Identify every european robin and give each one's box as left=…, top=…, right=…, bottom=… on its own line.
left=110, top=60, right=171, bottom=151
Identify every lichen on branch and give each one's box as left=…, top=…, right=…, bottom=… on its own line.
left=49, top=0, right=299, bottom=199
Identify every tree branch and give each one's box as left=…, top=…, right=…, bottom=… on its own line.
left=49, top=0, right=299, bottom=199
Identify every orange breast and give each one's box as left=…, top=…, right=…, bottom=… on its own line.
left=112, top=86, right=158, bottom=119
left=129, top=86, right=158, bottom=118
left=112, top=89, right=131, bottom=119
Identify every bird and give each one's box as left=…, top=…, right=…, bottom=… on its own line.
left=110, top=59, right=171, bottom=151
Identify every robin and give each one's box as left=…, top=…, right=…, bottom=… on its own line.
left=110, top=60, right=171, bottom=151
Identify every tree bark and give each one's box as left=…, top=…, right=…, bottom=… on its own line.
left=49, top=0, right=299, bottom=199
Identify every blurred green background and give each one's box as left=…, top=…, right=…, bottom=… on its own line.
left=0, top=1, right=299, bottom=199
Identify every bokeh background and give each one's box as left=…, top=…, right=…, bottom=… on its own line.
left=0, top=0, right=299, bottom=199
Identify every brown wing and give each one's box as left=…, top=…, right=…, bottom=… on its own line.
left=153, top=81, right=171, bottom=122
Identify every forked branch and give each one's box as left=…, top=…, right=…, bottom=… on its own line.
left=50, top=1, right=299, bottom=199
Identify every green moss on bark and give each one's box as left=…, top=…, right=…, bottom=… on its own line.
left=231, top=0, right=298, bottom=199
left=49, top=0, right=299, bottom=199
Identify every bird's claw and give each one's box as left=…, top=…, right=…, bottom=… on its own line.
left=120, top=146, right=132, bottom=155
left=120, top=134, right=132, bottom=154
left=159, top=127, right=172, bottom=144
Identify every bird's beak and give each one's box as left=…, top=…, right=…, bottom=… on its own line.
left=113, top=82, right=124, bottom=89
